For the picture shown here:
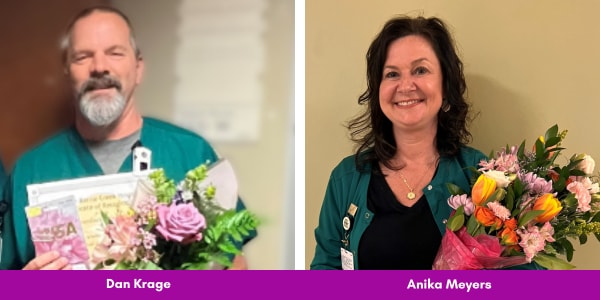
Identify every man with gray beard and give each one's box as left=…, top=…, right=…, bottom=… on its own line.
left=0, top=6, right=255, bottom=270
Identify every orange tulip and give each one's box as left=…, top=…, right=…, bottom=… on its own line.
left=474, top=206, right=502, bottom=229
left=532, top=193, right=562, bottom=223
left=472, top=174, right=497, bottom=206
left=499, top=228, right=519, bottom=245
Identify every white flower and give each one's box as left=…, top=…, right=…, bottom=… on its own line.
left=181, top=190, right=194, bottom=201
left=483, top=170, right=511, bottom=188
left=578, top=154, right=595, bottom=175
left=581, top=177, right=600, bottom=194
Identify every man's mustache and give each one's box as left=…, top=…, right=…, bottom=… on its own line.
left=79, top=74, right=123, bottom=95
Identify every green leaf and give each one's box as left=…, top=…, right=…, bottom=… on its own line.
left=569, top=169, right=586, bottom=177
left=566, top=158, right=584, bottom=171
left=579, top=234, right=588, bottom=245
left=181, top=260, right=210, bottom=270
left=544, top=124, right=559, bottom=142
left=217, top=241, right=240, bottom=254
left=140, top=261, right=162, bottom=270
left=213, top=254, right=234, bottom=268
left=447, top=206, right=465, bottom=231
left=100, top=211, right=112, bottom=225
left=512, top=178, right=525, bottom=199
left=487, top=188, right=506, bottom=204
left=446, top=183, right=466, bottom=196
left=517, top=140, right=526, bottom=159
left=533, top=252, right=575, bottom=270
left=591, top=212, right=600, bottom=223
left=561, top=239, right=575, bottom=261
left=535, top=138, right=545, bottom=161
left=544, top=136, right=561, bottom=148
left=543, top=244, right=558, bottom=256
left=466, top=215, right=483, bottom=236
left=563, top=193, right=578, bottom=209
left=518, top=210, right=544, bottom=227
left=505, top=186, right=515, bottom=211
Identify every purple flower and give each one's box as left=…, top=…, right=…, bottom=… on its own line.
left=155, top=203, right=206, bottom=244
left=447, top=194, right=474, bottom=216
left=519, top=172, right=553, bottom=195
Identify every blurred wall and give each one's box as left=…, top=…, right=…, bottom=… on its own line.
left=306, top=0, right=600, bottom=269
left=112, top=0, right=295, bottom=269
left=0, top=0, right=107, bottom=170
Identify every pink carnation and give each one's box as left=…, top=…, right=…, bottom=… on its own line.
left=567, top=181, right=592, bottom=212
left=486, top=201, right=511, bottom=220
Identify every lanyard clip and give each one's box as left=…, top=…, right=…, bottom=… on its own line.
left=342, top=203, right=358, bottom=248
left=132, top=141, right=152, bottom=175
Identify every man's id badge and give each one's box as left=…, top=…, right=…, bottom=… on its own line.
left=341, top=248, right=354, bottom=270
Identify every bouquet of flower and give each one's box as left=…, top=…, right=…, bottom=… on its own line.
left=90, top=163, right=259, bottom=270
left=433, top=125, right=600, bottom=270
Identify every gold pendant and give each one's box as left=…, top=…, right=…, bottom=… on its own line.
left=407, top=191, right=416, bottom=200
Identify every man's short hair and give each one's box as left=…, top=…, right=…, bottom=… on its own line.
left=60, top=6, right=142, bottom=66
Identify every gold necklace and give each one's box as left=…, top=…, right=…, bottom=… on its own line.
left=396, top=157, right=438, bottom=200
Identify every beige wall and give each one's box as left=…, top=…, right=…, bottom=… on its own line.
left=306, top=0, right=600, bottom=269
left=113, top=0, right=295, bottom=269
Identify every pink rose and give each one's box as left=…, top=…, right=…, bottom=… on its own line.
left=156, top=203, right=206, bottom=244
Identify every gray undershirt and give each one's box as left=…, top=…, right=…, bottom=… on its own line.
left=86, top=130, right=141, bottom=174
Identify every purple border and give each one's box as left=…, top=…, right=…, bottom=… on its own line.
left=0, top=270, right=591, bottom=299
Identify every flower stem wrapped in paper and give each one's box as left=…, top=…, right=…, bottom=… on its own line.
left=91, top=162, right=259, bottom=270
left=433, top=125, right=600, bottom=270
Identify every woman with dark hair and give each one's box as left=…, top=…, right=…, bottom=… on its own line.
left=310, top=15, right=487, bottom=270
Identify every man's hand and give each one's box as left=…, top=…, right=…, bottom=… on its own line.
left=229, top=254, right=248, bottom=270
left=22, top=251, right=72, bottom=270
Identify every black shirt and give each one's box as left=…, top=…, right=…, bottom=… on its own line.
left=357, top=167, right=442, bottom=270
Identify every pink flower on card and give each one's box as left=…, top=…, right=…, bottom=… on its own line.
left=34, top=236, right=89, bottom=264
left=29, top=210, right=76, bottom=241
left=155, top=203, right=206, bottom=244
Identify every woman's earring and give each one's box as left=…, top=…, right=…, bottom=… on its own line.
left=442, top=100, right=451, bottom=112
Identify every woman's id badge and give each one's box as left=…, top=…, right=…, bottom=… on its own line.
left=340, top=248, right=354, bottom=270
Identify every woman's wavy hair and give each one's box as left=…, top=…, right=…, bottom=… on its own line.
left=348, top=15, right=473, bottom=171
